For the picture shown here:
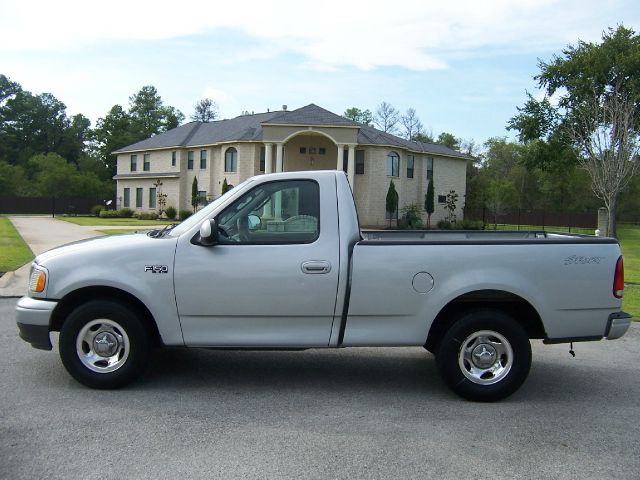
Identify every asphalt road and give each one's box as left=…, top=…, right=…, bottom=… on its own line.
left=1, top=298, right=639, bottom=480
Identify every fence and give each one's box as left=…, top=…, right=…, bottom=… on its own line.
left=0, top=195, right=115, bottom=215
left=464, top=208, right=599, bottom=230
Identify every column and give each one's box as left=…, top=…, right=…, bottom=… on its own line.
left=336, top=144, right=344, bottom=170
left=264, top=143, right=273, bottom=174
left=347, top=144, right=355, bottom=189
left=276, top=142, right=284, bottom=172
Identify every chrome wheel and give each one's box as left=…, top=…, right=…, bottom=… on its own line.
left=76, top=319, right=130, bottom=374
left=458, top=330, right=513, bottom=385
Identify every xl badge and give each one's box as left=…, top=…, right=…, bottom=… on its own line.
left=144, top=265, right=169, bottom=274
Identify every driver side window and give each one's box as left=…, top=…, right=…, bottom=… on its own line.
left=216, top=180, right=320, bottom=244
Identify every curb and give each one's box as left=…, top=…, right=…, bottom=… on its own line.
left=0, top=271, right=15, bottom=288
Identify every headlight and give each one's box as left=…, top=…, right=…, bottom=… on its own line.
left=29, top=265, right=47, bottom=293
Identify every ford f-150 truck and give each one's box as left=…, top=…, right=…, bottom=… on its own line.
left=16, top=171, right=632, bottom=401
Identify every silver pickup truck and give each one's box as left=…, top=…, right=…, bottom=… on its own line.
left=16, top=170, right=632, bottom=401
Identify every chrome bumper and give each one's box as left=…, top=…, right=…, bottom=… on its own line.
left=15, top=296, right=58, bottom=350
left=605, top=311, right=632, bottom=340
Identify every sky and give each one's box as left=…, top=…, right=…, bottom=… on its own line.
left=1, top=0, right=638, bottom=147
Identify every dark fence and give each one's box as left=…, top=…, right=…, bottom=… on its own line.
left=464, top=208, right=598, bottom=230
left=0, top=195, right=115, bottom=215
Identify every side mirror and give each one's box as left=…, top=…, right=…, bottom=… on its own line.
left=193, top=219, right=218, bottom=246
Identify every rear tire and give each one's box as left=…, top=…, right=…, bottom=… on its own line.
left=59, top=300, right=150, bottom=389
left=436, top=309, right=531, bottom=402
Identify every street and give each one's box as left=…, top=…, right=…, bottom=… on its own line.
left=1, top=298, right=639, bottom=479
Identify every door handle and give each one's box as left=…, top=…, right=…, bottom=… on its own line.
left=301, top=261, right=331, bottom=274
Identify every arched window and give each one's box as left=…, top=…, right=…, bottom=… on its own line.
left=387, top=151, right=399, bottom=177
left=225, top=147, right=238, bottom=172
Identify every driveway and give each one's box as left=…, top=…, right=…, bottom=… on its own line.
left=0, top=216, right=101, bottom=297
left=0, top=296, right=638, bottom=479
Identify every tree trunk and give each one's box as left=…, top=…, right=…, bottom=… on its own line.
left=608, top=194, right=618, bottom=238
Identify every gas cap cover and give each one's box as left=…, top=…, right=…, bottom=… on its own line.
left=412, top=272, right=435, bottom=294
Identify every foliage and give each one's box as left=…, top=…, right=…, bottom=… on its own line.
left=91, top=205, right=104, bottom=216
left=374, top=101, right=399, bottom=134
left=400, top=108, right=424, bottom=141
left=191, top=177, right=199, bottom=211
left=437, top=132, right=460, bottom=151
left=191, top=98, right=219, bottom=122
left=135, top=212, right=159, bottom=220
left=444, top=190, right=459, bottom=224
left=425, top=177, right=434, bottom=228
left=385, top=180, right=398, bottom=225
left=398, top=204, right=423, bottom=229
left=459, top=219, right=485, bottom=230
left=98, top=208, right=134, bottom=218
left=0, top=217, right=33, bottom=272
left=413, top=131, right=434, bottom=143
left=0, top=160, right=29, bottom=195
left=343, top=107, right=373, bottom=126
left=222, top=178, right=229, bottom=195
left=128, top=86, right=185, bottom=138
left=118, top=208, right=134, bottom=218
left=165, top=206, right=177, bottom=220
left=179, top=209, right=193, bottom=221
left=437, top=220, right=452, bottom=230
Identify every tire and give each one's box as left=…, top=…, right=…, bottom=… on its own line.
left=436, top=309, right=531, bottom=402
left=59, top=299, right=150, bottom=389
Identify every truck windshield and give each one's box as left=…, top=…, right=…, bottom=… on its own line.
left=167, top=177, right=255, bottom=237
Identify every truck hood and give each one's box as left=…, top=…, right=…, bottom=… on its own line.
left=34, top=232, right=177, bottom=265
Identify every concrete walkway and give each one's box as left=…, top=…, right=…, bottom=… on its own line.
left=0, top=216, right=102, bottom=297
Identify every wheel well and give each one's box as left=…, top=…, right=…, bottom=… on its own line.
left=50, top=286, right=162, bottom=347
left=425, top=290, right=545, bottom=353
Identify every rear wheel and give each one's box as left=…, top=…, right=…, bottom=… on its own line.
left=436, top=309, right=531, bottom=402
left=59, top=300, right=150, bottom=389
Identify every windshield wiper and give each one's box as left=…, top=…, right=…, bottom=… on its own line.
left=148, top=223, right=177, bottom=238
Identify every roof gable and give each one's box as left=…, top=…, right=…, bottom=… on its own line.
left=264, top=104, right=359, bottom=127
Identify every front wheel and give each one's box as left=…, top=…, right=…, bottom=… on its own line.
left=59, top=300, right=150, bottom=389
left=436, top=310, right=531, bottom=402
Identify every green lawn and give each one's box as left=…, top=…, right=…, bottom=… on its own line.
left=0, top=217, right=34, bottom=272
left=58, top=216, right=178, bottom=226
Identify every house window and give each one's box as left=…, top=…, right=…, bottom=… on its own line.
left=149, top=188, right=156, bottom=209
left=427, top=157, right=434, bottom=180
left=198, top=190, right=207, bottom=204
left=123, top=188, right=130, bottom=208
left=319, top=147, right=326, bottom=155
left=225, top=147, right=238, bottom=172
left=260, top=147, right=265, bottom=172
left=136, top=188, right=143, bottom=208
left=299, top=147, right=307, bottom=154
left=355, top=150, right=365, bottom=175
left=407, top=155, right=414, bottom=178
left=130, top=155, right=137, bottom=172
left=171, top=151, right=176, bottom=167
left=387, top=151, right=399, bottom=177
left=143, top=153, right=150, bottom=171
left=188, top=151, right=194, bottom=170
left=200, top=150, right=207, bottom=169
left=438, top=195, right=446, bottom=204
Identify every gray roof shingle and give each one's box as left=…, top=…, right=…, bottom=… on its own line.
left=113, top=104, right=467, bottom=159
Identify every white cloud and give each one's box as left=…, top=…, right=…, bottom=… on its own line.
left=1, top=0, right=637, bottom=72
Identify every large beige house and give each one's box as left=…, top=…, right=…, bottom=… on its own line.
left=113, top=104, right=467, bottom=227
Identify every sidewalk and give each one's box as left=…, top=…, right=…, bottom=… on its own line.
left=0, top=216, right=102, bottom=297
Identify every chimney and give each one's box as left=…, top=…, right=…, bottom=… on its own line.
left=282, top=105, right=287, bottom=111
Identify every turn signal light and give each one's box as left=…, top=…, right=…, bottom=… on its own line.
left=34, top=271, right=46, bottom=293
left=613, top=256, right=624, bottom=299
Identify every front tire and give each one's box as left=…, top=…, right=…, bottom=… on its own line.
left=436, top=309, right=531, bottom=402
left=59, top=300, right=150, bottom=389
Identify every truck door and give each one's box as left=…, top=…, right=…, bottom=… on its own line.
left=173, top=177, right=340, bottom=347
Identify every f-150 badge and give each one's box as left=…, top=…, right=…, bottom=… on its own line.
left=144, top=265, right=169, bottom=274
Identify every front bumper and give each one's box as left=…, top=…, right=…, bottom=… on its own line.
left=15, top=296, right=58, bottom=350
left=605, top=311, right=632, bottom=340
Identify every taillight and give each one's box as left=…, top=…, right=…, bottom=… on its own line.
left=613, top=256, right=624, bottom=299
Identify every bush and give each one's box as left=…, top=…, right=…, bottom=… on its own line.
left=91, top=205, right=104, bottom=216
left=118, top=208, right=134, bottom=218
left=99, top=209, right=121, bottom=218
left=437, top=220, right=452, bottom=230
left=399, top=204, right=423, bottom=230
left=165, top=206, right=177, bottom=220
left=136, top=212, right=159, bottom=220
left=179, top=210, right=193, bottom=221
left=460, top=220, right=485, bottom=230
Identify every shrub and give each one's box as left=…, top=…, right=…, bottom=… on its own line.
left=99, top=209, right=121, bottom=218
left=399, top=204, right=423, bottom=230
left=136, top=212, right=159, bottom=220
left=118, top=208, right=134, bottom=218
left=460, top=220, right=485, bottom=230
left=165, top=206, right=177, bottom=220
left=179, top=210, right=193, bottom=221
left=91, top=205, right=104, bottom=216
left=437, top=220, right=452, bottom=230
